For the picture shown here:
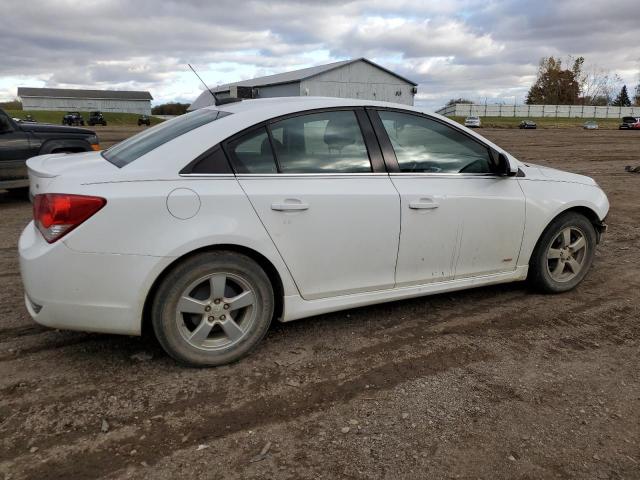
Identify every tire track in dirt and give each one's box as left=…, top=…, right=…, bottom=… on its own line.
left=10, top=345, right=493, bottom=479
left=7, top=277, right=638, bottom=478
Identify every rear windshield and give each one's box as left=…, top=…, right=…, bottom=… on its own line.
left=622, top=117, right=638, bottom=123
left=103, top=109, right=231, bottom=167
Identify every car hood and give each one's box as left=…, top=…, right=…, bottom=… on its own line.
left=521, top=163, right=597, bottom=186
left=20, top=123, right=95, bottom=136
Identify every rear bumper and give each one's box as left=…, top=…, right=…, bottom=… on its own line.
left=19, top=222, right=167, bottom=336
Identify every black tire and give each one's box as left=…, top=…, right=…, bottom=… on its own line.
left=528, top=212, right=597, bottom=293
left=151, top=251, right=274, bottom=367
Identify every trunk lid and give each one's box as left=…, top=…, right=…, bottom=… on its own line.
left=27, top=151, right=118, bottom=196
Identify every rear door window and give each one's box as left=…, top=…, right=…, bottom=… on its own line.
left=226, top=127, right=278, bottom=174
left=269, top=110, right=372, bottom=173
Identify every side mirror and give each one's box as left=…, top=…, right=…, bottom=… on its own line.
left=492, top=149, right=518, bottom=176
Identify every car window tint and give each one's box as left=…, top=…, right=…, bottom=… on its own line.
left=182, top=145, right=233, bottom=174
left=269, top=110, right=371, bottom=173
left=378, top=111, right=493, bottom=174
left=103, top=109, right=231, bottom=168
left=227, top=127, right=277, bottom=174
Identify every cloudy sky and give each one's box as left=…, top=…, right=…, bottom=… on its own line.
left=1, top=0, right=639, bottom=109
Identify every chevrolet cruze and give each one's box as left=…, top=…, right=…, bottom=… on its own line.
left=19, top=97, right=609, bottom=366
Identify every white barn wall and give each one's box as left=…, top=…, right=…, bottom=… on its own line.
left=256, top=83, right=301, bottom=98
left=300, top=61, right=415, bottom=105
left=21, top=97, right=151, bottom=115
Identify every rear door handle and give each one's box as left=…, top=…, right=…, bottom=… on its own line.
left=409, top=198, right=440, bottom=210
left=271, top=199, right=309, bottom=211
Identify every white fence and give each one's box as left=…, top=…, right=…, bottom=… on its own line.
left=436, top=103, right=640, bottom=119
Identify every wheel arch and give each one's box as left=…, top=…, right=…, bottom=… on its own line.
left=141, top=243, right=285, bottom=337
left=545, top=205, right=606, bottom=243
left=39, top=139, right=92, bottom=154
left=526, top=205, right=605, bottom=267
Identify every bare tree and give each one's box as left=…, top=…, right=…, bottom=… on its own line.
left=577, top=61, right=622, bottom=106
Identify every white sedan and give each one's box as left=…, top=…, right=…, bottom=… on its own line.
left=464, top=115, right=481, bottom=128
left=19, top=97, right=609, bottom=366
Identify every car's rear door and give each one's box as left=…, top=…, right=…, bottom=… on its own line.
left=369, top=109, right=525, bottom=284
left=226, top=108, right=400, bottom=300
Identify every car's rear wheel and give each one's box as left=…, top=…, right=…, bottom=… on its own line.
left=528, top=212, right=597, bottom=293
left=151, top=251, right=274, bottom=367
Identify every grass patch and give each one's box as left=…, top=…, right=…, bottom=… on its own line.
left=448, top=116, right=622, bottom=129
left=4, top=110, right=164, bottom=126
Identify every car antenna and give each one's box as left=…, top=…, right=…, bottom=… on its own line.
left=188, top=64, right=241, bottom=107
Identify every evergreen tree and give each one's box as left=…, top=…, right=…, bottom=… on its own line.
left=635, top=84, right=640, bottom=106
left=612, top=85, right=631, bottom=107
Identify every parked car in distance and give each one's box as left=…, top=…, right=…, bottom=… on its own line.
left=22, top=114, right=37, bottom=123
left=583, top=121, right=599, bottom=130
left=138, top=115, right=151, bottom=126
left=619, top=116, right=640, bottom=130
left=62, top=112, right=85, bottom=126
left=0, top=108, right=99, bottom=192
left=519, top=120, right=537, bottom=129
left=88, top=111, right=107, bottom=126
left=20, top=97, right=609, bottom=366
left=464, top=115, right=481, bottom=128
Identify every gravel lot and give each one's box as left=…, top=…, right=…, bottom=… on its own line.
left=1, top=128, right=639, bottom=479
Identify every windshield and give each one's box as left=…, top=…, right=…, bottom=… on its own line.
left=622, top=117, right=637, bottom=123
left=103, top=109, right=231, bottom=167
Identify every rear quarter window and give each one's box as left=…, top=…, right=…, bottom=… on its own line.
left=103, top=109, right=230, bottom=167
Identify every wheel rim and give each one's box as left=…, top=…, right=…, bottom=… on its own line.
left=546, top=226, right=588, bottom=282
left=175, top=272, right=257, bottom=351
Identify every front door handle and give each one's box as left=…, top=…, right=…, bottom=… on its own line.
left=409, top=198, right=440, bottom=210
left=271, top=199, right=309, bottom=211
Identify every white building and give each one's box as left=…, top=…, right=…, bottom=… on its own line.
left=189, top=58, right=418, bottom=110
left=18, top=87, right=153, bottom=115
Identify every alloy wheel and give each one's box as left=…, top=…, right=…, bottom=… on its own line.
left=175, top=272, right=256, bottom=350
left=546, top=227, right=588, bottom=282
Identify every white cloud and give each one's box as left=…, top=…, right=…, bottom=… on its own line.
left=0, top=0, right=638, bottom=109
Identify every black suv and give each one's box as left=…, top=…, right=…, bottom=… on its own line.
left=88, top=111, right=107, bottom=126
left=62, top=111, right=85, bottom=126
left=138, top=115, right=151, bottom=126
left=0, top=109, right=99, bottom=193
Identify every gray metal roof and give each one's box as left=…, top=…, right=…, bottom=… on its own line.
left=17, top=87, right=153, bottom=101
left=212, top=57, right=418, bottom=92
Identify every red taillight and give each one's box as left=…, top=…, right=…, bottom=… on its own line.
left=33, top=194, right=106, bottom=243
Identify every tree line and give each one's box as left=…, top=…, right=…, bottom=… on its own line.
left=526, top=56, right=640, bottom=107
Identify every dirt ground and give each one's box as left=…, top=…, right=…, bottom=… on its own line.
left=1, top=128, right=639, bottom=480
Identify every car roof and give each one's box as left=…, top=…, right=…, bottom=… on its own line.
left=202, top=96, right=414, bottom=115
left=198, top=96, right=476, bottom=135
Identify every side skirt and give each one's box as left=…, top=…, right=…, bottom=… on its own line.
left=281, top=266, right=529, bottom=322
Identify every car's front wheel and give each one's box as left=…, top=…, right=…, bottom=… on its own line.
left=151, top=251, right=274, bottom=367
left=528, top=212, right=597, bottom=293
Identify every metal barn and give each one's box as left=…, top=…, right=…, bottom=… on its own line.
left=189, top=58, right=418, bottom=110
left=17, top=87, right=153, bottom=115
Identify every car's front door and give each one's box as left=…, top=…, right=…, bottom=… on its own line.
left=371, top=109, right=525, bottom=285
left=226, top=109, right=400, bottom=300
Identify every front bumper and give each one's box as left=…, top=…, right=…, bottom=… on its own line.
left=19, top=222, right=167, bottom=336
